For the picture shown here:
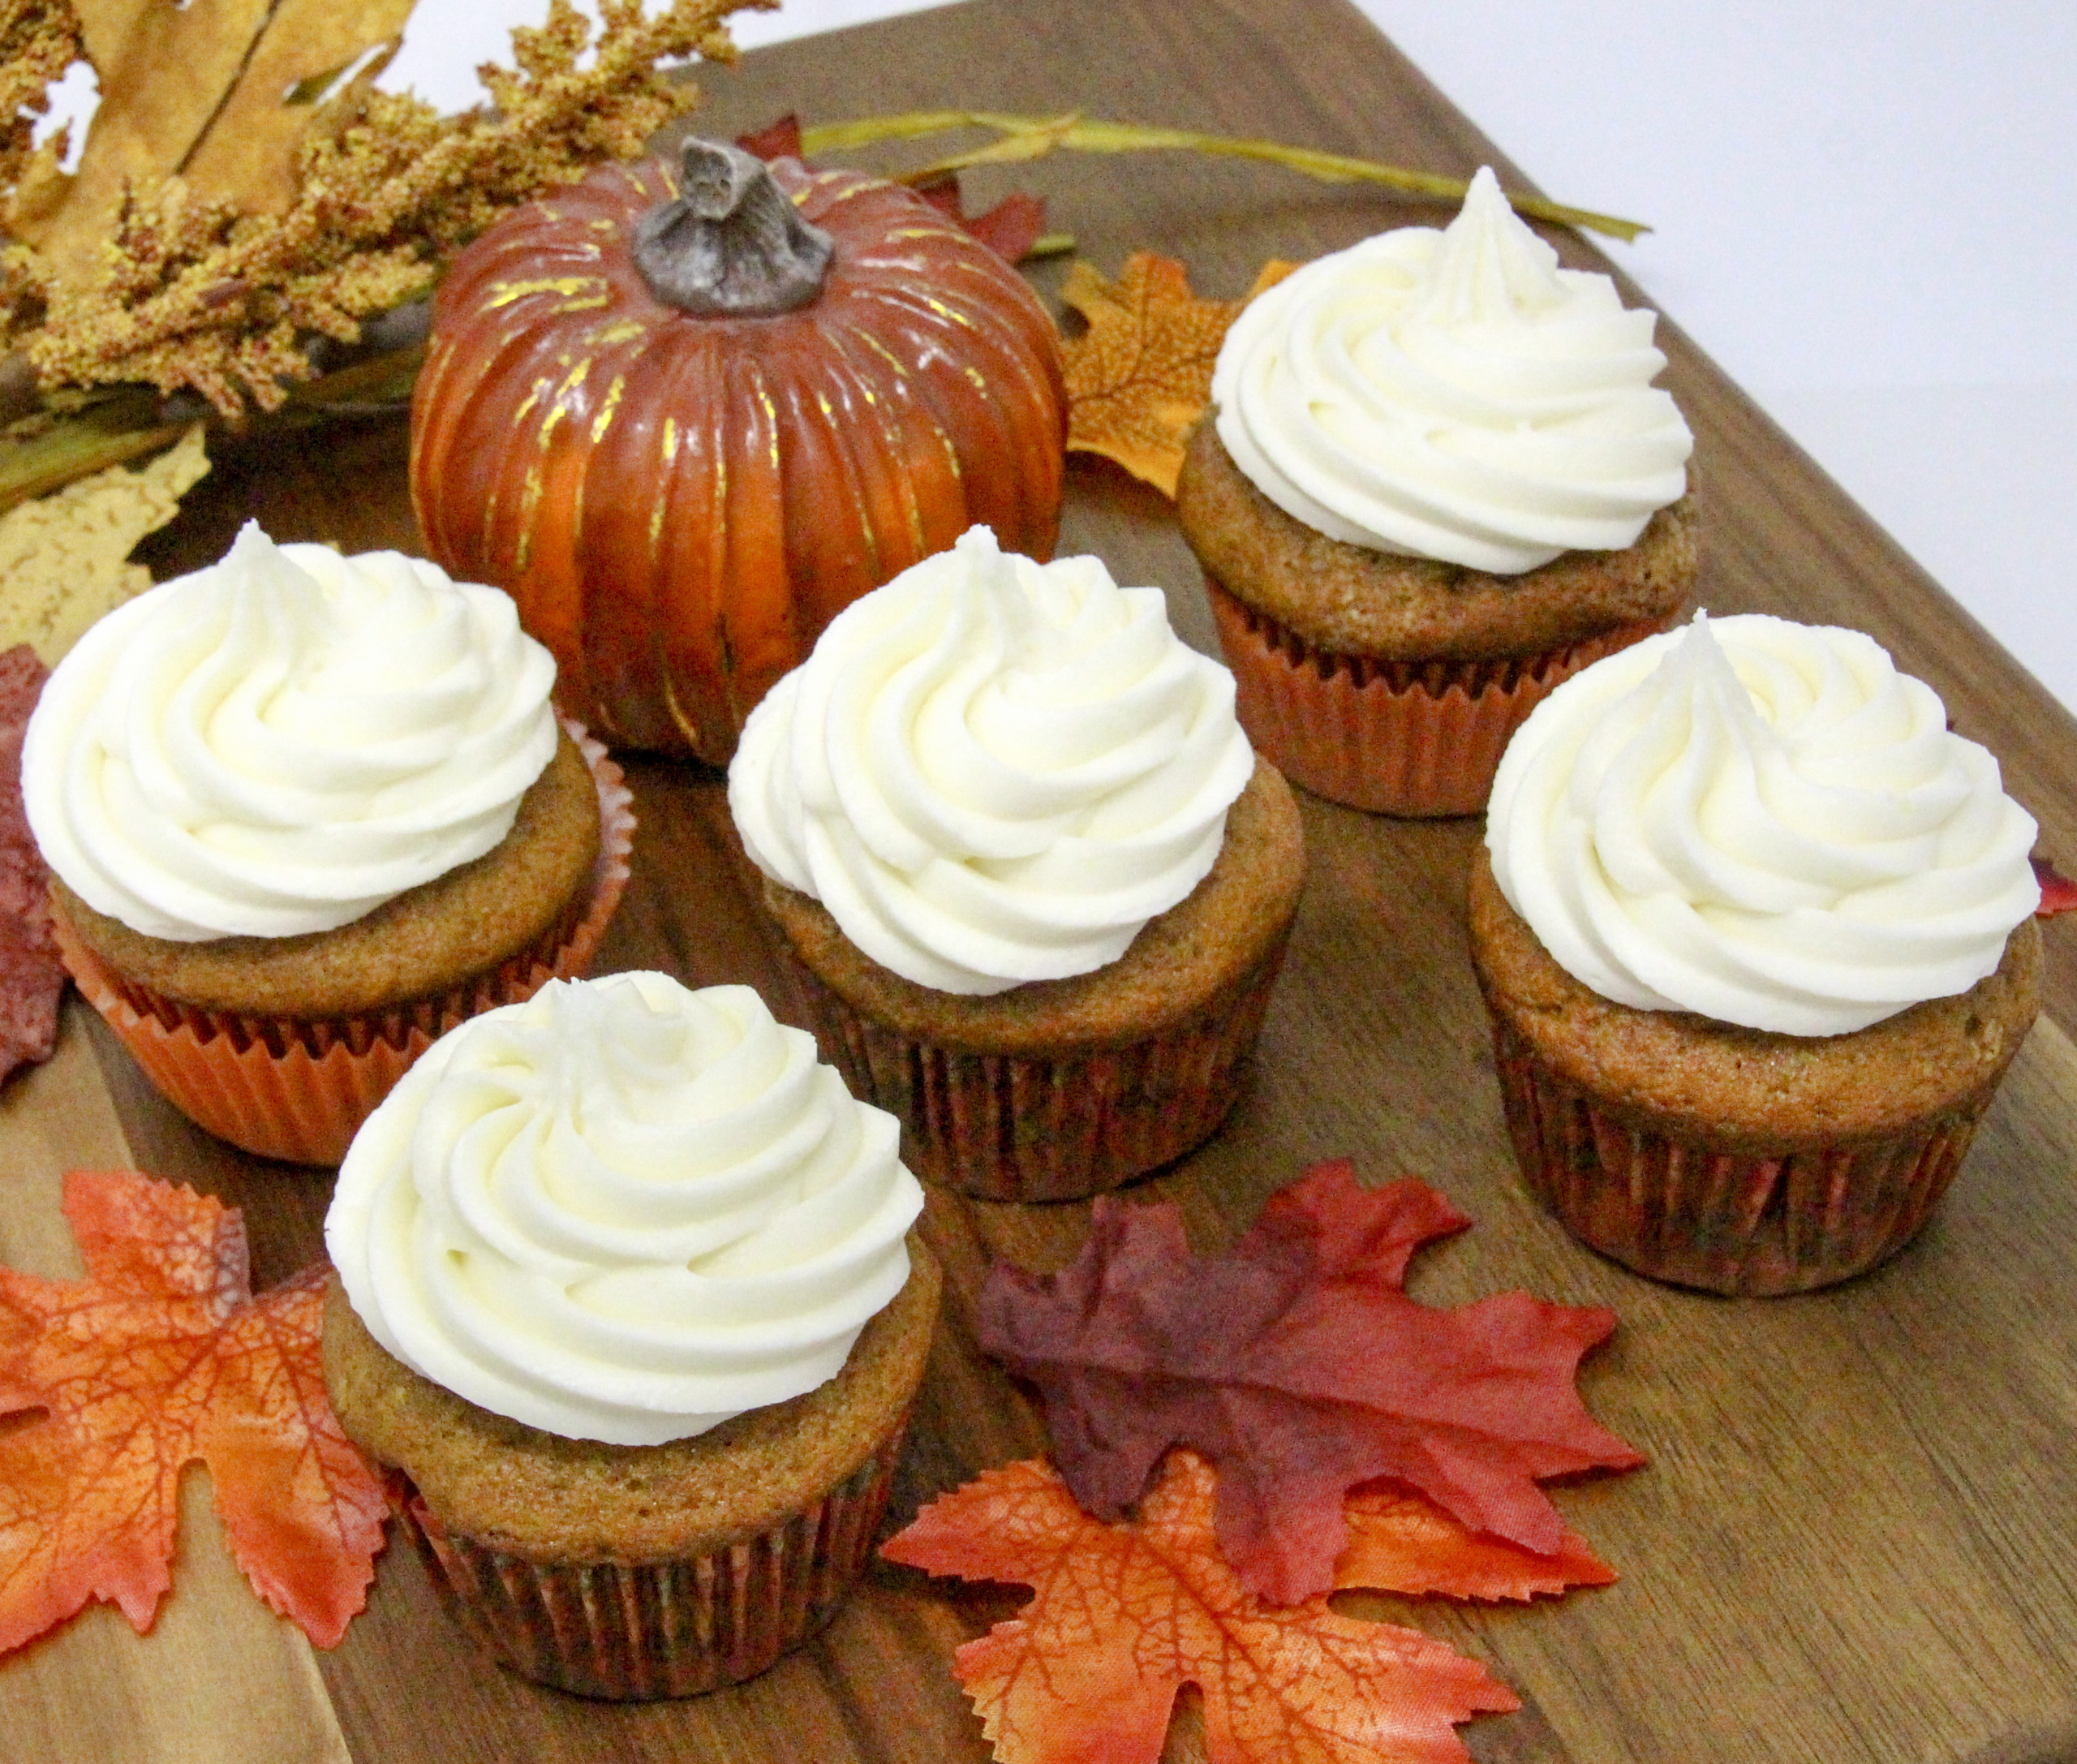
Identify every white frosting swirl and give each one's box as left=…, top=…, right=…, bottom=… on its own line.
left=326, top=974, right=924, bottom=1445
left=1212, top=166, right=1693, bottom=574
left=1486, top=613, right=2040, bottom=1035
left=728, top=526, right=1255, bottom=995
left=23, top=523, right=559, bottom=943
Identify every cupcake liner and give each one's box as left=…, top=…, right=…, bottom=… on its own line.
left=394, top=1427, right=906, bottom=1699
left=53, top=722, right=634, bottom=1166
left=1205, top=576, right=1671, bottom=816
left=1487, top=1016, right=2010, bottom=1295
left=780, top=933, right=1292, bottom=1203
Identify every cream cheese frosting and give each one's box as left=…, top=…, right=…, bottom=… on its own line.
left=22, top=523, right=558, bottom=943
left=1486, top=613, right=2040, bottom=1035
left=1211, top=166, right=1693, bottom=574
left=325, top=974, right=924, bottom=1445
left=728, top=525, right=1255, bottom=995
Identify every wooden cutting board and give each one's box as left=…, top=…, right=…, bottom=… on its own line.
left=4, top=2, right=2075, bottom=1760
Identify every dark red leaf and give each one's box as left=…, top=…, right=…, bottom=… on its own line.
left=0, top=644, right=60, bottom=1079
left=912, top=172, right=1049, bottom=262
left=735, top=114, right=805, bottom=161
left=2032, top=855, right=2077, bottom=917
left=978, top=1159, right=1645, bottom=1603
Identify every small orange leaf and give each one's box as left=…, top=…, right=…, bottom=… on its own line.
left=884, top=1450, right=1519, bottom=1764
left=0, top=1171, right=388, bottom=1653
left=1337, top=1483, right=1616, bottom=1603
left=1060, top=252, right=1293, bottom=497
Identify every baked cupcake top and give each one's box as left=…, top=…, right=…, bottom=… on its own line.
left=1212, top=167, right=1692, bottom=574
left=325, top=973, right=924, bottom=1446
left=23, top=522, right=557, bottom=943
left=728, top=526, right=1254, bottom=996
left=1486, top=613, right=2040, bottom=1035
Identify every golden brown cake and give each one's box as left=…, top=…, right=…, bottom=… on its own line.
left=323, top=1246, right=940, bottom=1564
left=1180, top=420, right=1696, bottom=665
left=322, top=973, right=936, bottom=1697
left=54, top=727, right=600, bottom=1023
left=1470, top=611, right=2045, bottom=1295
left=729, top=527, right=1308, bottom=1202
left=1182, top=169, right=1697, bottom=816
left=27, top=527, right=633, bottom=1164
left=763, top=756, right=1307, bottom=1200
left=1179, top=421, right=1693, bottom=818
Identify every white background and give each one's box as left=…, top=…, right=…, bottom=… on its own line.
left=80, top=1, right=2077, bottom=712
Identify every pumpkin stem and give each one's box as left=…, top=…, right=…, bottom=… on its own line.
left=633, top=140, right=835, bottom=317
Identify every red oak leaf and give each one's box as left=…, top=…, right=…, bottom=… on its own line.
left=977, top=1160, right=1644, bottom=1603
left=735, top=114, right=805, bottom=161
left=736, top=114, right=1049, bottom=262
left=1338, top=1483, right=1615, bottom=1602
left=883, top=1451, right=1519, bottom=1764
left=2032, top=854, right=2077, bottom=917
left=0, top=643, right=64, bottom=1081
left=910, top=174, right=1050, bottom=264
left=0, top=1171, right=388, bottom=1653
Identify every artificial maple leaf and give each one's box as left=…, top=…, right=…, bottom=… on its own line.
left=737, top=113, right=1048, bottom=261
left=884, top=1451, right=1519, bottom=1764
left=0, top=642, right=63, bottom=1080
left=1338, top=1482, right=1615, bottom=1603
left=1059, top=251, right=1292, bottom=497
left=736, top=113, right=806, bottom=161
left=2032, top=855, right=2077, bottom=917
left=978, top=1160, right=1644, bottom=1603
left=910, top=174, right=1049, bottom=264
left=0, top=1170, right=388, bottom=1652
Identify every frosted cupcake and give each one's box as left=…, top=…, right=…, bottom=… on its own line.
left=24, top=523, right=632, bottom=1164
left=322, top=973, right=936, bottom=1698
left=729, top=526, right=1305, bottom=1201
left=1472, top=613, right=2041, bottom=1293
left=1179, top=167, right=1696, bottom=815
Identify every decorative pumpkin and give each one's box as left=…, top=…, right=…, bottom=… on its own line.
left=411, top=139, right=1068, bottom=763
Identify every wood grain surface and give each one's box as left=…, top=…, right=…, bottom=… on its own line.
left=5, top=2, right=2077, bottom=1761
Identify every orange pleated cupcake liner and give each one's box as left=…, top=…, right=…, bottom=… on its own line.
left=53, top=722, right=634, bottom=1167
left=393, top=1426, right=907, bottom=1700
left=780, top=933, right=1292, bottom=1203
left=1487, top=1016, right=2010, bottom=1296
left=1205, top=576, right=1671, bottom=817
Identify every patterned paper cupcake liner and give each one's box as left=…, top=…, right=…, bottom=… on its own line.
left=1487, top=1017, right=2010, bottom=1295
left=52, top=722, right=634, bottom=1166
left=780, top=933, right=1292, bottom=1203
left=1205, top=577, right=1671, bottom=816
left=394, top=1428, right=906, bottom=1700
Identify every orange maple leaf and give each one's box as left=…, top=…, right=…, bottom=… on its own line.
left=1060, top=252, right=1292, bottom=497
left=0, top=1171, right=388, bottom=1652
left=883, top=1450, right=1520, bottom=1764
left=1339, top=1483, right=1615, bottom=1603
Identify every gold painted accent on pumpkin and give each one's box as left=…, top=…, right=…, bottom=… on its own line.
left=591, top=377, right=626, bottom=445
left=544, top=359, right=591, bottom=426
left=662, top=416, right=679, bottom=463
left=854, top=332, right=916, bottom=389
left=663, top=675, right=704, bottom=750
left=884, top=226, right=966, bottom=244
left=480, top=275, right=608, bottom=312
left=514, top=463, right=544, bottom=574
left=589, top=320, right=650, bottom=348
left=916, top=295, right=983, bottom=334
left=512, top=378, right=547, bottom=425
